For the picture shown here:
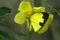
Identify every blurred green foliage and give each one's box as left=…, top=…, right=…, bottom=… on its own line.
left=0, top=7, right=28, bottom=40
left=0, top=7, right=11, bottom=21
left=0, top=31, right=9, bottom=40
left=0, top=7, right=11, bottom=40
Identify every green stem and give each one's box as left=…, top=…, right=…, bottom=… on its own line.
left=26, top=19, right=30, bottom=40
left=46, top=4, right=60, bottom=16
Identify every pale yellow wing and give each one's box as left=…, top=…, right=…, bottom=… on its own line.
left=14, top=12, right=26, bottom=24
left=30, top=13, right=44, bottom=32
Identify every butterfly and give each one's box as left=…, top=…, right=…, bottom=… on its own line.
left=14, top=1, right=54, bottom=34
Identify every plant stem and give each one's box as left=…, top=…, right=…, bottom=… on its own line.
left=26, top=19, right=30, bottom=40
left=46, top=4, right=60, bottom=16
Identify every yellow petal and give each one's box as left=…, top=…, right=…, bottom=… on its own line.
left=18, top=1, right=32, bottom=12
left=31, top=22, right=41, bottom=32
left=30, top=13, right=44, bottom=23
left=37, top=13, right=54, bottom=34
left=33, top=7, right=45, bottom=12
left=14, top=12, right=26, bottom=24
left=30, top=13, right=44, bottom=32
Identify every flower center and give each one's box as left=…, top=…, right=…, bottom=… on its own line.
left=26, top=11, right=33, bottom=18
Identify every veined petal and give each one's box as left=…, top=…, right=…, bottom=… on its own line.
left=18, top=1, right=32, bottom=12
left=14, top=12, right=26, bottom=24
left=30, top=13, right=44, bottom=32
left=33, top=7, right=45, bottom=12
left=30, top=13, right=44, bottom=23
left=31, top=22, right=41, bottom=32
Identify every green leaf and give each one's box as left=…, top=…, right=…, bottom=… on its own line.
left=0, top=7, right=11, bottom=21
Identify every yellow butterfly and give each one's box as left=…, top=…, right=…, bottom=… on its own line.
left=14, top=1, right=54, bottom=34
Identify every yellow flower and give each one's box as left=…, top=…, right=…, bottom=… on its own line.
left=14, top=1, right=45, bottom=24
left=14, top=1, right=54, bottom=34
left=30, top=13, right=44, bottom=32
